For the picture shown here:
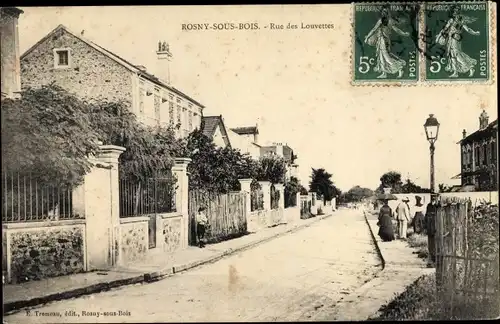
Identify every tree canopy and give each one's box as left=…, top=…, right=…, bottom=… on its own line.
left=309, top=168, right=341, bottom=203
left=2, top=84, right=181, bottom=186
left=345, top=186, right=374, bottom=202
left=375, top=171, right=430, bottom=194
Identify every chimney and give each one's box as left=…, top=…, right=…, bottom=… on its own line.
left=479, top=110, right=489, bottom=130
left=462, top=129, right=467, bottom=139
left=156, top=40, right=172, bottom=85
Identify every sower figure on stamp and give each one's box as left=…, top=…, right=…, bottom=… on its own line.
left=435, top=4, right=480, bottom=78
left=395, top=197, right=411, bottom=239
left=424, top=194, right=439, bottom=267
left=196, top=206, right=209, bottom=248
left=364, top=5, right=411, bottom=79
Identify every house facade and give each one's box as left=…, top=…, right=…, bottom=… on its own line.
left=457, top=110, right=498, bottom=191
left=20, top=25, right=204, bottom=138
left=229, top=125, right=261, bottom=159
left=1, top=7, right=23, bottom=99
left=201, top=115, right=231, bottom=148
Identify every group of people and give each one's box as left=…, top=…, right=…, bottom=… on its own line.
left=377, top=194, right=439, bottom=265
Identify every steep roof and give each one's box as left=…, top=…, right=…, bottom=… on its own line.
left=20, top=24, right=205, bottom=108
left=201, top=115, right=231, bottom=148
left=459, top=119, right=498, bottom=144
left=231, top=126, right=259, bottom=135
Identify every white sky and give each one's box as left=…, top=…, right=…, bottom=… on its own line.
left=17, top=5, right=498, bottom=192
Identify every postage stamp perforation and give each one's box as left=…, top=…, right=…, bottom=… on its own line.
left=421, top=0, right=495, bottom=86
left=351, top=1, right=422, bottom=86
left=352, top=1, right=494, bottom=86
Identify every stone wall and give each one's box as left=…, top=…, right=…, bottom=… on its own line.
left=284, top=206, right=300, bottom=224
left=3, top=221, right=86, bottom=284
left=247, top=210, right=268, bottom=233
left=21, top=26, right=132, bottom=104
left=269, top=208, right=285, bottom=226
left=119, top=217, right=148, bottom=265
left=161, top=215, right=183, bottom=253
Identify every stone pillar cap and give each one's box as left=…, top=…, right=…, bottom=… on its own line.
left=238, top=178, right=253, bottom=183
left=99, top=144, right=126, bottom=153
left=174, top=157, right=192, bottom=164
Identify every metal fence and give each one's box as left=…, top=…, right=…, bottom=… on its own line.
left=119, top=177, right=176, bottom=217
left=284, top=188, right=297, bottom=208
left=270, top=184, right=280, bottom=210
left=2, top=172, right=77, bottom=222
left=251, top=187, right=264, bottom=211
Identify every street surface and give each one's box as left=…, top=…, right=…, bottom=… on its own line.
left=4, top=209, right=382, bottom=323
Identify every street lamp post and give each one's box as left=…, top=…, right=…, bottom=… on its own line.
left=424, top=114, right=440, bottom=193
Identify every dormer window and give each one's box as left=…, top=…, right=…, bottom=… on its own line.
left=53, top=48, right=71, bottom=68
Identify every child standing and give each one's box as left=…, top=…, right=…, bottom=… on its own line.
left=196, top=207, right=208, bottom=248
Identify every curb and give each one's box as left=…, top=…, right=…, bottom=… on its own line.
left=3, top=274, right=144, bottom=315
left=363, top=210, right=386, bottom=270
left=3, top=213, right=334, bottom=314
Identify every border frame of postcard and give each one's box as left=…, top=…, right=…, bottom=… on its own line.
left=350, top=1, right=496, bottom=87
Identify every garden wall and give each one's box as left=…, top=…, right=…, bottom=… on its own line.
left=2, top=220, right=86, bottom=284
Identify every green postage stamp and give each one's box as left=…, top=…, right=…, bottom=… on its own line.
left=424, top=2, right=490, bottom=81
left=352, top=1, right=492, bottom=84
left=353, top=3, right=420, bottom=83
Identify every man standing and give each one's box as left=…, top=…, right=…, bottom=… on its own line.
left=395, top=197, right=411, bottom=239
left=424, top=194, right=439, bottom=267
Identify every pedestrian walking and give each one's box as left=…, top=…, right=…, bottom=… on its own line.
left=196, top=206, right=208, bottom=248
left=411, top=195, right=426, bottom=234
left=424, top=194, right=439, bottom=267
left=377, top=199, right=395, bottom=242
left=395, top=197, right=411, bottom=239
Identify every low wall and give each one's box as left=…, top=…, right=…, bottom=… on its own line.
left=270, top=208, right=285, bottom=226
left=390, top=193, right=431, bottom=213
left=159, top=213, right=184, bottom=253
left=119, top=216, right=149, bottom=265
left=284, top=206, right=300, bottom=223
left=247, top=209, right=268, bottom=233
left=440, top=191, right=499, bottom=205
left=2, top=220, right=86, bottom=284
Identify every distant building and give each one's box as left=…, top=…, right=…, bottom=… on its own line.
left=201, top=115, right=231, bottom=148
left=20, top=25, right=204, bottom=138
left=1, top=7, right=23, bottom=99
left=260, top=142, right=299, bottom=180
left=229, top=125, right=261, bottom=159
left=454, top=110, right=498, bottom=191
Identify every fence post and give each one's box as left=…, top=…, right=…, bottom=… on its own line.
left=238, top=179, right=252, bottom=218
left=258, top=181, right=271, bottom=211
left=84, top=145, right=125, bottom=271
left=172, top=157, right=191, bottom=249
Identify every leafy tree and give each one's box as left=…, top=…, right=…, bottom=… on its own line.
left=376, top=171, right=404, bottom=194
left=345, top=186, right=374, bottom=202
left=299, top=185, right=309, bottom=195
left=309, top=168, right=341, bottom=203
left=1, top=85, right=100, bottom=186
left=182, top=130, right=259, bottom=194
left=256, top=155, right=287, bottom=184
left=401, top=179, right=431, bottom=194
left=438, top=183, right=452, bottom=193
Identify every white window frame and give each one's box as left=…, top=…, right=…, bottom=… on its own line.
left=53, top=48, right=72, bottom=69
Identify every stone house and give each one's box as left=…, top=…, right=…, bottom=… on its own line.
left=229, top=125, right=262, bottom=159
left=455, top=110, right=498, bottom=191
left=201, top=115, right=232, bottom=148
left=20, top=24, right=204, bottom=138
left=1, top=7, right=23, bottom=99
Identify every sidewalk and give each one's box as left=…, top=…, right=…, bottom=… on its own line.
left=3, top=212, right=333, bottom=314
left=311, top=210, right=434, bottom=321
